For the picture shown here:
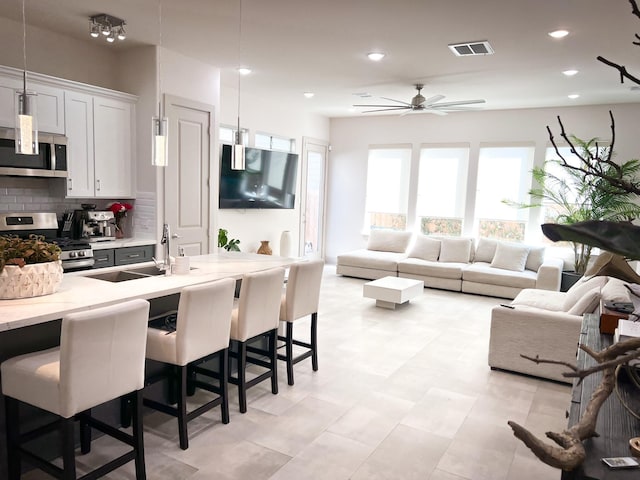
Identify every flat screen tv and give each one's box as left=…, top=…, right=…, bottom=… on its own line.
left=219, top=144, right=298, bottom=209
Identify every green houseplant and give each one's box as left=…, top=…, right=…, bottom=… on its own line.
left=0, top=235, right=63, bottom=299
left=217, top=228, right=240, bottom=252
left=507, top=136, right=640, bottom=274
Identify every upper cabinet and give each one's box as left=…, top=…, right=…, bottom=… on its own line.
left=0, top=65, right=138, bottom=199
left=0, top=74, right=65, bottom=134
left=65, top=93, right=134, bottom=198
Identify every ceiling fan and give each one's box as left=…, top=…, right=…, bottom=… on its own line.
left=354, top=84, right=485, bottom=115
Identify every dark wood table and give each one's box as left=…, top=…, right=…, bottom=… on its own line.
left=562, top=313, right=640, bottom=479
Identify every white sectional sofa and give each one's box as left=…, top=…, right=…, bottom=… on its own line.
left=336, top=231, right=563, bottom=299
left=488, top=276, right=633, bottom=382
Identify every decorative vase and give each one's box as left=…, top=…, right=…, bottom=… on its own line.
left=257, top=240, right=272, bottom=255
left=280, top=230, right=292, bottom=257
left=0, top=261, right=64, bottom=299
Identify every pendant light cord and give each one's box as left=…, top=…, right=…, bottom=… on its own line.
left=236, top=0, right=242, bottom=141
left=21, top=0, right=27, bottom=93
left=157, top=0, right=163, bottom=119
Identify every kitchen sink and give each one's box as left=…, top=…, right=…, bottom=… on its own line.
left=85, top=265, right=196, bottom=282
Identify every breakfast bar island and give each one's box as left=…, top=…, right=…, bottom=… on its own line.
left=0, top=251, right=300, bottom=478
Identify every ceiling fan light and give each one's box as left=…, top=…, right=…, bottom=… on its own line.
left=548, top=29, right=569, bottom=38
left=367, top=52, right=385, bottom=61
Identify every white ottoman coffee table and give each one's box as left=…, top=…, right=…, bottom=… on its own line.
left=363, top=276, right=424, bottom=309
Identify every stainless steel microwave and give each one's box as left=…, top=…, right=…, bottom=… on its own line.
left=0, top=128, right=68, bottom=178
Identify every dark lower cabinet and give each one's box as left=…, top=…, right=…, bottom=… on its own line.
left=115, top=245, right=155, bottom=266
left=92, top=248, right=115, bottom=268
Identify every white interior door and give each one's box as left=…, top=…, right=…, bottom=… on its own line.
left=299, top=137, right=329, bottom=258
left=164, top=95, right=213, bottom=257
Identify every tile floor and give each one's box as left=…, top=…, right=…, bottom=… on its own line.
left=23, top=265, right=570, bottom=479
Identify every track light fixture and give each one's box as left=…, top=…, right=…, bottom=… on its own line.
left=89, top=14, right=126, bottom=43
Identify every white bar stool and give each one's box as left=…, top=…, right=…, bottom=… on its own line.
left=228, top=267, right=285, bottom=413
left=278, top=260, right=324, bottom=385
left=143, top=278, right=235, bottom=450
left=1, top=298, right=150, bottom=480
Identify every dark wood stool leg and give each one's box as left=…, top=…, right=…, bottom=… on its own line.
left=270, top=329, right=279, bottom=394
left=5, top=396, right=21, bottom=480
left=80, top=408, right=91, bottom=454
left=186, top=365, right=197, bottom=397
left=177, top=366, right=189, bottom=450
left=120, top=396, right=132, bottom=428
left=285, top=322, right=294, bottom=385
left=61, top=417, right=76, bottom=480
left=238, top=341, right=247, bottom=413
left=311, top=312, right=318, bottom=371
left=220, top=348, right=230, bottom=424
left=131, top=390, right=147, bottom=480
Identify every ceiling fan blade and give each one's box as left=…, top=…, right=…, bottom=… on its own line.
left=379, top=97, right=413, bottom=106
left=430, top=99, right=486, bottom=108
left=353, top=104, right=408, bottom=108
left=361, top=106, right=411, bottom=113
left=423, top=109, right=448, bottom=116
left=422, top=94, right=445, bottom=105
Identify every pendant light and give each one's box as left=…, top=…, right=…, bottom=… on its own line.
left=232, top=0, right=245, bottom=170
left=15, top=0, right=38, bottom=155
left=152, top=0, right=168, bottom=167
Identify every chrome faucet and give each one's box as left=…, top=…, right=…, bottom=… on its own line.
left=153, top=223, right=171, bottom=272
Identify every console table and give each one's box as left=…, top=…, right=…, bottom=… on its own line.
left=561, top=313, right=640, bottom=479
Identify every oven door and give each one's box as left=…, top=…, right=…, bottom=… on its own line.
left=62, top=258, right=95, bottom=272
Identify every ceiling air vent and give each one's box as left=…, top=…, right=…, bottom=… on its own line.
left=448, top=40, right=494, bottom=57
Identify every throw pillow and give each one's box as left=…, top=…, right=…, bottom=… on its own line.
left=567, top=287, right=601, bottom=315
left=490, top=243, right=530, bottom=272
left=525, top=246, right=545, bottom=272
left=474, top=238, right=498, bottom=263
left=408, top=235, right=441, bottom=261
left=438, top=237, right=473, bottom=263
left=367, top=230, right=412, bottom=253
left=601, top=277, right=633, bottom=303
left=563, top=275, right=609, bottom=310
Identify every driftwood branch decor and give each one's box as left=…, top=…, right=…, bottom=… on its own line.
left=508, top=338, right=640, bottom=470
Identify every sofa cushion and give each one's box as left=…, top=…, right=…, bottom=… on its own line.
left=337, top=249, right=405, bottom=272
left=397, top=258, right=465, bottom=279
left=525, top=246, right=546, bottom=272
left=601, top=277, right=632, bottom=302
left=567, top=287, right=601, bottom=315
left=511, top=289, right=568, bottom=310
left=563, top=276, right=609, bottom=311
left=367, top=230, right=412, bottom=253
left=474, top=238, right=498, bottom=263
left=408, top=235, right=441, bottom=261
left=463, top=262, right=536, bottom=289
left=490, top=243, right=530, bottom=272
left=439, top=237, right=473, bottom=263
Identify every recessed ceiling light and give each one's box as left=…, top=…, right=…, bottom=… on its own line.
left=549, top=30, right=569, bottom=38
left=367, top=52, right=385, bottom=61
left=237, top=67, right=252, bottom=75
left=303, top=92, right=315, bottom=98
left=562, top=69, right=579, bottom=76
left=568, top=93, right=580, bottom=99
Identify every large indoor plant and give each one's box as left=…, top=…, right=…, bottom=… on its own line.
left=0, top=235, right=63, bottom=299
left=507, top=136, right=640, bottom=275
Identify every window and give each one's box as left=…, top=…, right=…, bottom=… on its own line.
left=417, top=146, right=469, bottom=236
left=364, top=147, right=411, bottom=231
left=255, top=132, right=296, bottom=152
left=475, top=145, right=534, bottom=241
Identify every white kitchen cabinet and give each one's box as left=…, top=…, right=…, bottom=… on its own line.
left=0, top=74, right=65, bottom=134
left=65, top=93, right=134, bottom=198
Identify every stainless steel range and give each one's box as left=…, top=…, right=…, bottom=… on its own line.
left=0, top=212, right=94, bottom=271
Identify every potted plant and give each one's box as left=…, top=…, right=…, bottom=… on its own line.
left=507, top=136, right=640, bottom=279
left=0, top=235, right=63, bottom=299
left=217, top=228, right=240, bottom=251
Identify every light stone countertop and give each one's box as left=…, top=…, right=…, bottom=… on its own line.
left=89, top=238, right=157, bottom=250
left=0, top=252, right=297, bottom=332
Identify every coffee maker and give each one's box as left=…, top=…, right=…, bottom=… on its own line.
left=74, top=210, right=116, bottom=242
